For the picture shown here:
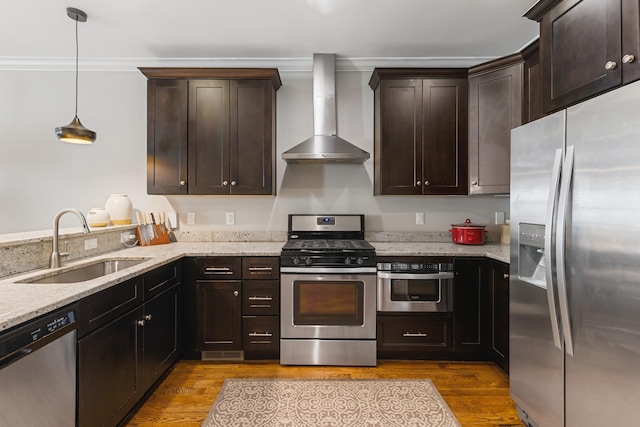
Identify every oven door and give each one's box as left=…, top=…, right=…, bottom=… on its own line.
left=281, top=272, right=376, bottom=339
left=377, top=271, right=454, bottom=312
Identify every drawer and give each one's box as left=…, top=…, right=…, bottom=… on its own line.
left=377, top=314, right=453, bottom=352
left=78, top=276, right=144, bottom=337
left=195, top=257, right=241, bottom=279
left=242, top=316, right=280, bottom=358
left=242, top=257, right=279, bottom=280
left=144, top=261, right=181, bottom=299
left=242, top=280, right=280, bottom=315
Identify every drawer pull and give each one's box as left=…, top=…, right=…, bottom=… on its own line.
left=250, top=340, right=273, bottom=345
left=403, top=332, right=427, bottom=337
left=248, top=296, right=273, bottom=301
left=250, top=304, right=272, bottom=308
left=204, top=267, right=233, bottom=274
left=249, top=332, right=273, bottom=337
left=248, top=267, right=273, bottom=272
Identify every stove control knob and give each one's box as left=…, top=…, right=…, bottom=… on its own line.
left=357, top=257, right=364, bottom=266
left=292, top=257, right=300, bottom=265
left=344, top=257, right=352, bottom=265
left=305, top=257, right=312, bottom=266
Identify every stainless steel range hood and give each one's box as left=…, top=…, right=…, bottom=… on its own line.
left=282, top=54, right=370, bottom=164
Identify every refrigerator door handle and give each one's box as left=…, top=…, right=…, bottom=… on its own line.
left=556, top=144, right=575, bottom=356
left=545, top=148, right=564, bottom=349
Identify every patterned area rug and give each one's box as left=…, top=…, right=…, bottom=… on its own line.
left=201, top=379, right=461, bottom=427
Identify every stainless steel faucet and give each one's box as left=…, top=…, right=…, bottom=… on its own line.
left=50, top=208, right=90, bottom=268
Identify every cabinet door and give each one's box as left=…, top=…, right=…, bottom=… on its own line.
left=188, top=80, right=230, bottom=195
left=622, top=0, right=640, bottom=84
left=489, top=261, right=510, bottom=373
left=147, top=79, right=188, bottom=194
left=523, top=42, right=544, bottom=124
left=78, top=307, right=143, bottom=427
left=141, top=284, right=181, bottom=390
left=469, top=63, right=522, bottom=194
left=422, top=78, right=468, bottom=195
left=196, top=280, right=242, bottom=351
left=230, top=80, right=275, bottom=195
left=376, top=79, right=423, bottom=195
left=377, top=314, right=453, bottom=359
left=242, top=315, right=280, bottom=359
left=541, top=0, right=622, bottom=112
left=453, top=258, right=485, bottom=358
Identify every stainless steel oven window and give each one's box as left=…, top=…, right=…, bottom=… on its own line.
left=294, top=280, right=364, bottom=325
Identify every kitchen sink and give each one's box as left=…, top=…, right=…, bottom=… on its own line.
left=19, top=258, right=151, bottom=284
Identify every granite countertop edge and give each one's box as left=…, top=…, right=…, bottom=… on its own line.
left=0, top=241, right=509, bottom=332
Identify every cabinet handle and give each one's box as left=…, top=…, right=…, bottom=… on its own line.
left=472, top=180, right=478, bottom=186
left=233, top=290, right=239, bottom=297
left=605, top=61, right=617, bottom=70
left=503, top=273, right=510, bottom=279
left=204, top=267, right=233, bottom=275
left=622, top=54, right=636, bottom=64
left=249, top=296, right=273, bottom=301
left=249, top=332, right=273, bottom=337
left=145, top=314, right=152, bottom=321
left=403, top=332, right=427, bottom=337
left=231, top=180, right=237, bottom=186
left=179, top=180, right=186, bottom=186
left=137, top=320, right=145, bottom=326
left=250, top=304, right=272, bottom=308
left=222, top=180, right=229, bottom=186
left=416, top=181, right=421, bottom=185
left=249, top=267, right=273, bottom=272
left=424, top=180, right=430, bottom=186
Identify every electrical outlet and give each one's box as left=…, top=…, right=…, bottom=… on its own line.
left=226, top=212, right=235, bottom=225
left=416, top=212, right=425, bottom=225
left=186, top=212, right=196, bottom=225
left=84, top=238, right=98, bottom=250
left=495, top=211, right=505, bottom=225
left=120, top=232, right=136, bottom=244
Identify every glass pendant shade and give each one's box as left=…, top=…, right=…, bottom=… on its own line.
left=55, top=7, right=96, bottom=144
left=55, top=116, right=97, bottom=144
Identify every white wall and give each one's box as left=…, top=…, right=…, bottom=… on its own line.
left=0, top=65, right=508, bottom=235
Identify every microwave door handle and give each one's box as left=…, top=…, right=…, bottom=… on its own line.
left=556, top=144, right=575, bottom=356
left=545, top=148, right=564, bottom=350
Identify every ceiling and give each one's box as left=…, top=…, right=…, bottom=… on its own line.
left=1, top=0, right=539, bottom=68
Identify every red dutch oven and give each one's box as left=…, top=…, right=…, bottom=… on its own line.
left=449, top=218, right=487, bottom=245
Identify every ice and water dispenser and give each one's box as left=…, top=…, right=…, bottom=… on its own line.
left=518, top=223, right=548, bottom=288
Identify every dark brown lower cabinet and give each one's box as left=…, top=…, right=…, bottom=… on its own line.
left=195, top=280, right=242, bottom=352
left=453, top=258, right=485, bottom=359
left=376, top=313, right=453, bottom=359
left=242, top=316, right=280, bottom=359
left=487, top=260, right=510, bottom=373
left=77, top=263, right=181, bottom=427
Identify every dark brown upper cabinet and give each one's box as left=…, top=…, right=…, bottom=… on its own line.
left=527, top=0, right=640, bottom=112
left=369, top=69, right=468, bottom=196
left=140, top=68, right=281, bottom=195
left=468, top=55, right=523, bottom=195
left=522, top=40, right=545, bottom=124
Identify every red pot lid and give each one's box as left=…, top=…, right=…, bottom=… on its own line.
left=450, top=218, right=487, bottom=229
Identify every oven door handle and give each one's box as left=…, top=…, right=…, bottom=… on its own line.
left=377, top=271, right=454, bottom=280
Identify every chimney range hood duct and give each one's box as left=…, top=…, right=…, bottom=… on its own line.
left=282, top=53, right=370, bottom=164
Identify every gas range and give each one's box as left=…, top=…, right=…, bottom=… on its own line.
left=280, top=214, right=376, bottom=270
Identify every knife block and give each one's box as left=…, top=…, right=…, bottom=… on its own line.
left=136, top=224, right=170, bottom=246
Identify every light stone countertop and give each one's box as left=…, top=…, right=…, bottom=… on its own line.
left=0, top=241, right=509, bottom=332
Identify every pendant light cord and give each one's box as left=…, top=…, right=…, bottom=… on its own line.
left=74, top=16, right=79, bottom=118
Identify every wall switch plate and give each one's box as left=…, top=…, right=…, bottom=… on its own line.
left=226, top=212, right=235, bottom=225
left=186, top=212, right=196, bottom=225
left=495, top=211, right=505, bottom=225
left=84, top=238, right=98, bottom=250
left=167, top=212, right=177, bottom=229
left=416, top=212, right=425, bottom=225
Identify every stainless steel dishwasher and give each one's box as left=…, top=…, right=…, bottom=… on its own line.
left=0, top=305, right=77, bottom=426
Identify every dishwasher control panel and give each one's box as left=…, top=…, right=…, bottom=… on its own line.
left=0, top=306, right=76, bottom=361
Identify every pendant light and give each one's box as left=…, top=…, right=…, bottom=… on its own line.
left=55, top=7, right=96, bottom=144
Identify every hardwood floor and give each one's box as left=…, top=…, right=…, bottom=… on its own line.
left=126, top=360, right=522, bottom=427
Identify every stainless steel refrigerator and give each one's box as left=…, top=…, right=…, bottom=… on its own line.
left=510, top=79, right=640, bottom=427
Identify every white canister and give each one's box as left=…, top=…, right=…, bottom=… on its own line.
left=105, top=194, right=133, bottom=225
left=86, top=208, right=110, bottom=227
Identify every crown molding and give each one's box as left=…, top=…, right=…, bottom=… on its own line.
left=0, top=56, right=497, bottom=72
